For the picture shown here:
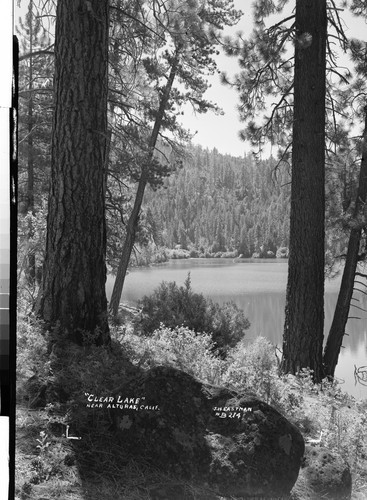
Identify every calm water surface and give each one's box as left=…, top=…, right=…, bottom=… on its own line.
left=106, top=258, right=367, bottom=399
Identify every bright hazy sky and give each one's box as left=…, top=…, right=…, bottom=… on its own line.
left=179, top=0, right=367, bottom=157
left=8, top=0, right=367, bottom=158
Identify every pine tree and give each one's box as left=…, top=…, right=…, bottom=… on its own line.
left=281, top=0, right=327, bottom=381
left=17, top=0, right=54, bottom=286
left=222, top=0, right=358, bottom=380
left=109, top=0, right=242, bottom=315
left=323, top=37, right=367, bottom=377
left=35, top=0, right=110, bottom=345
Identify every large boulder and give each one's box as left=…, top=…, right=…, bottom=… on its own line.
left=292, top=445, right=352, bottom=500
left=110, top=366, right=305, bottom=498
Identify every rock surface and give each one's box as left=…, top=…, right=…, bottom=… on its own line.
left=111, top=366, right=305, bottom=498
left=292, top=445, right=352, bottom=500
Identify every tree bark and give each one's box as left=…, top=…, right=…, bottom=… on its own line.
left=26, top=0, right=36, bottom=285
left=323, top=106, right=367, bottom=378
left=109, top=54, right=179, bottom=316
left=281, top=0, right=327, bottom=382
left=36, top=0, right=110, bottom=345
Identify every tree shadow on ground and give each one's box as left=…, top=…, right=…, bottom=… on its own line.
left=30, top=332, right=217, bottom=500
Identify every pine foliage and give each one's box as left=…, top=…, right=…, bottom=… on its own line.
left=143, top=144, right=291, bottom=257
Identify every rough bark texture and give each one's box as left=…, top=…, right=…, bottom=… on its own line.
left=26, top=1, right=36, bottom=284
left=281, top=0, right=327, bottom=381
left=323, top=107, right=367, bottom=378
left=109, top=55, right=179, bottom=316
left=36, top=0, right=110, bottom=345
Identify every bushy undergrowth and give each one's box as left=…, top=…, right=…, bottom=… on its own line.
left=118, top=325, right=224, bottom=385
left=135, top=274, right=250, bottom=355
left=16, top=314, right=137, bottom=434
left=16, top=305, right=367, bottom=500
left=119, top=328, right=367, bottom=497
left=17, top=316, right=49, bottom=384
left=223, top=337, right=284, bottom=403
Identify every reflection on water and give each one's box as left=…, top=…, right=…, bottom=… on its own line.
left=106, top=258, right=367, bottom=399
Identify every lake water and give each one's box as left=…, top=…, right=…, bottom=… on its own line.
left=106, top=258, right=367, bottom=399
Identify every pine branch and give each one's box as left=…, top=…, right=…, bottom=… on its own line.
left=267, top=15, right=296, bottom=33
left=110, top=5, right=166, bottom=42
left=264, top=84, right=294, bottom=131
left=328, top=66, right=351, bottom=85
left=19, top=47, right=54, bottom=61
left=327, top=0, right=348, bottom=50
left=350, top=303, right=367, bottom=312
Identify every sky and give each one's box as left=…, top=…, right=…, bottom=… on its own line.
left=178, top=0, right=367, bottom=157
left=5, top=0, right=367, bottom=158
left=178, top=0, right=250, bottom=157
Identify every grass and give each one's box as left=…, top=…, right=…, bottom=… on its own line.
left=15, top=310, right=367, bottom=500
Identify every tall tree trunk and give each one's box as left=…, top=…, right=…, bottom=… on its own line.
left=109, top=54, right=179, bottom=316
left=281, top=0, right=327, bottom=382
left=26, top=0, right=36, bottom=285
left=323, top=106, right=367, bottom=378
left=36, top=0, right=110, bottom=345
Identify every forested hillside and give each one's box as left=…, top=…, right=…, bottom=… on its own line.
left=144, top=144, right=291, bottom=257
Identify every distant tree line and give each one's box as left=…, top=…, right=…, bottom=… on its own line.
left=143, top=145, right=291, bottom=258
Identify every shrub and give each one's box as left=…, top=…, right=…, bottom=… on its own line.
left=135, top=274, right=250, bottom=355
left=16, top=314, right=135, bottom=433
left=206, top=301, right=250, bottom=355
left=17, top=204, right=48, bottom=313
left=136, top=275, right=207, bottom=334
left=17, top=315, right=49, bottom=383
left=119, top=325, right=224, bottom=385
left=223, top=336, right=281, bottom=403
left=222, top=336, right=312, bottom=416
left=166, top=248, right=190, bottom=259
